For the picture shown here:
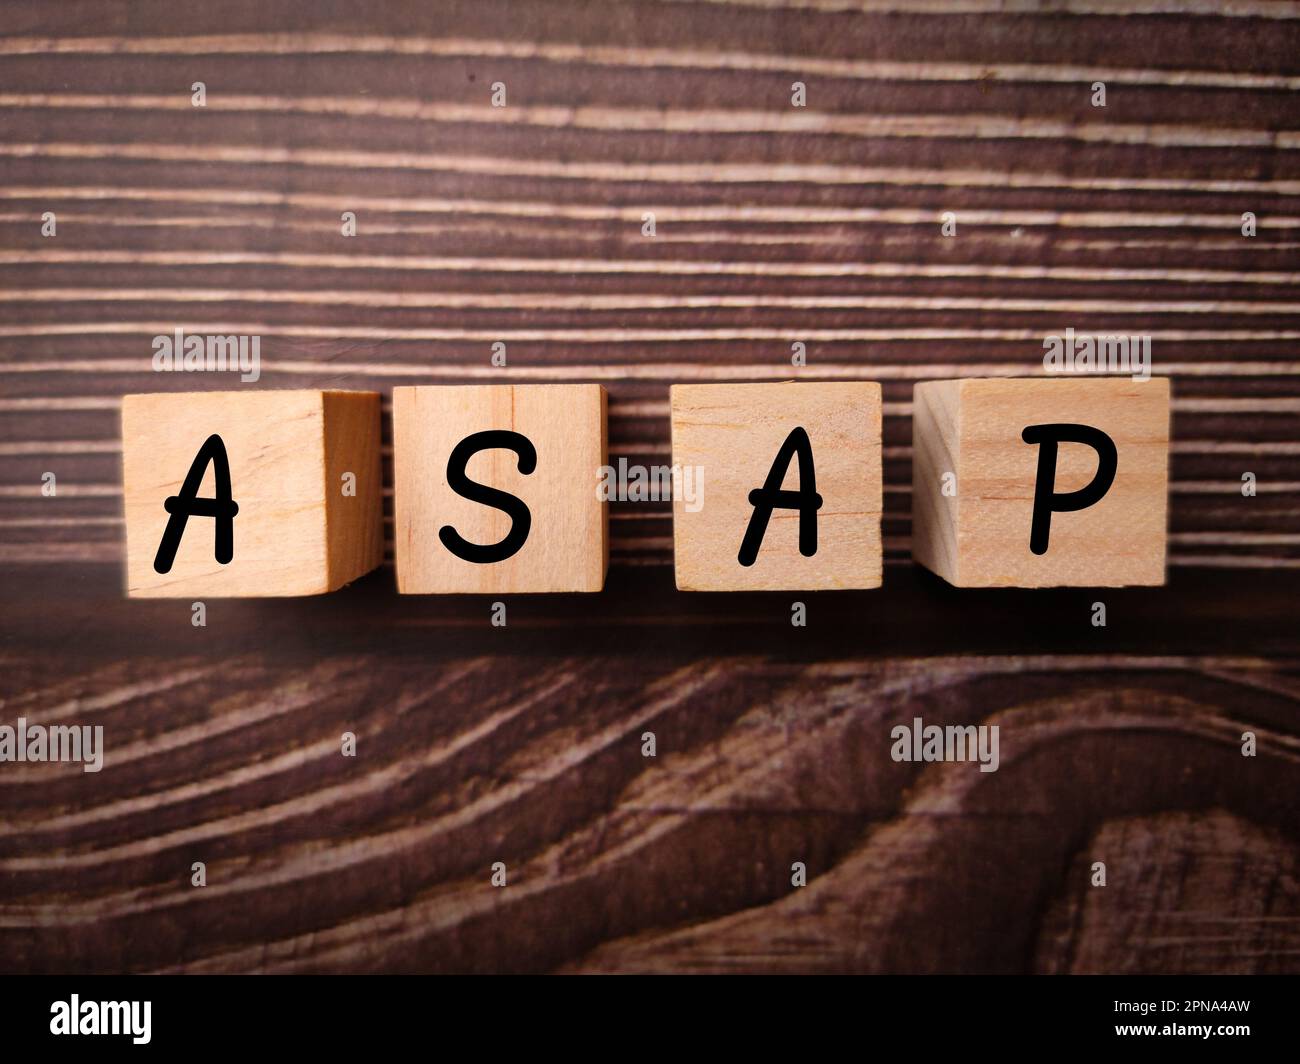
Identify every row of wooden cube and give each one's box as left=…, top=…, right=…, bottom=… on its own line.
left=121, top=379, right=1170, bottom=596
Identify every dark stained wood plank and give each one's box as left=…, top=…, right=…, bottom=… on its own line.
left=0, top=0, right=1297, bottom=974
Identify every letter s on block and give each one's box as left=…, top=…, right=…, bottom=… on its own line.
left=1020, top=423, right=1117, bottom=555
left=439, top=430, right=536, bottom=563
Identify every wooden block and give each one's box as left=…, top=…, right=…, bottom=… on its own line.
left=122, top=390, right=383, bottom=597
left=393, top=384, right=608, bottom=593
left=912, top=377, right=1170, bottom=587
left=671, top=381, right=882, bottom=591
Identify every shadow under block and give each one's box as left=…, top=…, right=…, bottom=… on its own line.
left=393, top=384, right=608, bottom=594
left=671, top=381, right=883, bottom=591
left=912, top=377, right=1171, bottom=587
left=122, top=390, right=383, bottom=597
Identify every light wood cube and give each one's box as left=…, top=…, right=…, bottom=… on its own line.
left=912, top=377, right=1170, bottom=587
left=122, top=390, right=383, bottom=597
left=671, top=381, right=882, bottom=591
left=393, top=384, right=608, bottom=594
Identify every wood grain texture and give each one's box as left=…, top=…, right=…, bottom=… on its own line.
left=322, top=390, right=385, bottom=590
left=671, top=381, right=882, bottom=589
left=0, top=0, right=1297, bottom=974
left=912, top=377, right=1170, bottom=586
left=393, top=384, right=608, bottom=593
left=122, top=389, right=383, bottom=597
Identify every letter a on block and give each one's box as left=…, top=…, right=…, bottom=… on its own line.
left=122, top=391, right=383, bottom=597
left=671, top=382, right=882, bottom=590
left=393, top=384, right=608, bottom=593
left=153, top=433, right=239, bottom=574
left=911, top=377, right=1170, bottom=586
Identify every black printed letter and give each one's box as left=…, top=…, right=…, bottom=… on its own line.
left=439, top=430, right=536, bottom=563
left=738, top=426, right=823, bottom=567
left=1021, top=423, right=1118, bottom=555
left=153, top=433, right=239, bottom=574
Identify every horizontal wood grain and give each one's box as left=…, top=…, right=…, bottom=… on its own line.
left=0, top=0, right=1296, bottom=974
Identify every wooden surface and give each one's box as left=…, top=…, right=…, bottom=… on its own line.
left=122, top=389, right=383, bottom=596
left=393, top=384, right=608, bottom=593
left=911, top=377, right=1170, bottom=586
left=671, top=381, right=883, bottom=589
left=0, top=0, right=1297, bottom=974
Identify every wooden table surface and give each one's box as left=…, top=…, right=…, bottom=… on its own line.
left=1, top=0, right=1297, bottom=974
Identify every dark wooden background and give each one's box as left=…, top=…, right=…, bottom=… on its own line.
left=1, top=0, right=1297, bottom=974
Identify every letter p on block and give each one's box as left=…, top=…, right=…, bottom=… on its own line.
left=911, top=377, right=1170, bottom=586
